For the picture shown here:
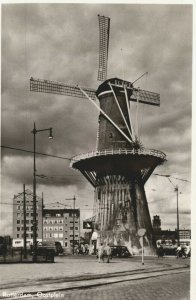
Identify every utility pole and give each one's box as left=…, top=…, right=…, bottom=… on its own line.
left=73, top=196, right=76, bottom=255
left=65, top=196, right=76, bottom=255
left=153, top=173, right=186, bottom=245
left=32, top=122, right=37, bottom=262
left=31, top=122, right=53, bottom=262
left=42, top=192, right=44, bottom=241
left=175, top=186, right=180, bottom=244
left=23, top=184, right=27, bottom=259
left=168, top=178, right=180, bottom=244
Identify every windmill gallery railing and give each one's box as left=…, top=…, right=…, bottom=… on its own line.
left=70, top=148, right=166, bottom=165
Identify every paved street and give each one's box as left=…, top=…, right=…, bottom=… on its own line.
left=0, top=255, right=189, bottom=287
left=57, top=271, right=190, bottom=300
left=0, top=255, right=191, bottom=300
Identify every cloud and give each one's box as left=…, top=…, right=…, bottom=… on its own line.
left=1, top=3, right=192, bottom=235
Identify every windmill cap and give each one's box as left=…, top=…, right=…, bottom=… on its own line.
left=96, top=77, right=133, bottom=98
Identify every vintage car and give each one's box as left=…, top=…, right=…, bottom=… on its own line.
left=110, top=246, right=132, bottom=258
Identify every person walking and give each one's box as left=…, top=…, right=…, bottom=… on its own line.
left=176, top=244, right=182, bottom=258
left=104, top=243, right=112, bottom=263
left=97, top=242, right=104, bottom=263
left=184, top=243, right=190, bottom=258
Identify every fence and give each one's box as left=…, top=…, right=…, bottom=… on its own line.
left=0, top=246, right=54, bottom=263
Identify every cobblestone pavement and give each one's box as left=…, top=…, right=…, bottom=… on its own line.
left=0, top=255, right=190, bottom=287
left=56, top=271, right=190, bottom=300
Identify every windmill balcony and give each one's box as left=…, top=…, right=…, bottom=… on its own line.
left=70, top=148, right=166, bottom=167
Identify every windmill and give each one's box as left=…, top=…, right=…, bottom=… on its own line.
left=30, top=15, right=166, bottom=255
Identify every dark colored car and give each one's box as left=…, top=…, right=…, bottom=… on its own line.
left=110, top=246, right=132, bottom=258
left=37, top=241, right=63, bottom=256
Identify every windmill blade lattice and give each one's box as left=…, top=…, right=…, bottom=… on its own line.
left=131, top=88, right=160, bottom=106
left=98, top=15, right=110, bottom=82
left=30, top=78, right=97, bottom=101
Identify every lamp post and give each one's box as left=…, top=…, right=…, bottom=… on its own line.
left=31, top=122, right=53, bottom=262
left=174, top=185, right=180, bottom=244
left=65, top=196, right=76, bottom=255
left=153, top=173, right=190, bottom=246
left=167, top=178, right=180, bottom=244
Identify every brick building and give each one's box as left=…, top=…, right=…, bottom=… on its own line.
left=43, top=207, right=80, bottom=252
left=12, top=189, right=43, bottom=247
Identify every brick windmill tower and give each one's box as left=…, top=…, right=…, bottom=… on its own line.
left=30, top=15, right=166, bottom=254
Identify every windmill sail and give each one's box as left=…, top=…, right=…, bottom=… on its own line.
left=131, top=89, right=160, bottom=106
left=98, top=15, right=110, bottom=82
left=30, top=78, right=97, bottom=101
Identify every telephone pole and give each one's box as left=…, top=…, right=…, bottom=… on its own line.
left=65, top=196, right=76, bottom=255
left=153, top=173, right=190, bottom=244
left=23, top=184, right=27, bottom=259
left=174, top=185, right=180, bottom=243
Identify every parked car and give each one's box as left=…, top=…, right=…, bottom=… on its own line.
left=110, top=246, right=132, bottom=258
left=37, top=241, right=63, bottom=256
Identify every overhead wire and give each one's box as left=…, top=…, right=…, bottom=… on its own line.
left=1, top=145, right=72, bottom=161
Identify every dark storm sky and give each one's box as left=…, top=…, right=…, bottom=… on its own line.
left=1, top=3, right=192, bottom=235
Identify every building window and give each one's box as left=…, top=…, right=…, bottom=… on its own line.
left=17, top=213, right=20, bottom=217
left=56, top=213, right=62, bottom=217
left=54, top=233, right=58, bottom=238
left=17, top=227, right=20, bottom=231
left=17, top=220, right=20, bottom=224
left=58, top=220, right=63, bottom=224
left=70, top=227, right=73, bottom=230
left=17, top=234, right=20, bottom=238
left=64, top=242, right=67, bottom=247
left=54, top=227, right=58, bottom=231
left=75, top=227, right=78, bottom=230
left=59, top=226, right=63, bottom=231
left=59, top=233, right=63, bottom=238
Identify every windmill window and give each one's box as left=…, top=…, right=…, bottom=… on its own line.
left=109, top=133, right=114, bottom=139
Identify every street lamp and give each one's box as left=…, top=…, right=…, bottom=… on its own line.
left=31, top=122, right=53, bottom=262
left=65, top=196, right=76, bottom=255
left=153, top=173, right=180, bottom=244
left=153, top=173, right=190, bottom=245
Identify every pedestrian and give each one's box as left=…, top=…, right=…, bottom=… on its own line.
left=184, top=243, right=190, bottom=258
left=97, top=242, right=104, bottom=263
left=81, top=243, right=85, bottom=255
left=176, top=244, right=181, bottom=258
left=104, top=243, right=112, bottom=263
left=157, top=244, right=164, bottom=258
left=85, top=244, right=89, bottom=255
